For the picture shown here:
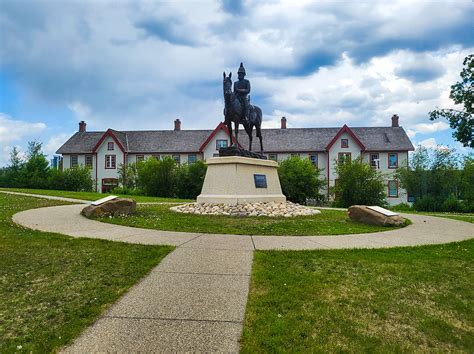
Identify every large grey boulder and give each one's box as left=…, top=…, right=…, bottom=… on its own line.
left=81, top=198, right=136, bottom=218
left=348, top=205, right=406, bottom=227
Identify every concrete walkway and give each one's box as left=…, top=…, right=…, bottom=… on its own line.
left=10, top=196, right=474, bottom=352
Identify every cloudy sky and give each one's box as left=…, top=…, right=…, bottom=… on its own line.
left=0, top=0, right=472, bottom=165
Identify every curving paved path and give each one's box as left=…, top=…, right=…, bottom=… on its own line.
left=13, top=204, right=474, bottom=250
left=10, top=196, right=474, bottom=352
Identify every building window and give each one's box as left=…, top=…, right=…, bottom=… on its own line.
left=388, top=153, right=398, bottom=168
left=370, top=153, right=379, bottom=169
left=152, top=154, right=160, bottom=160
left=188, top=154, right=197, bottom=164
left=309, top=154, right=318, bottom=167
left=216, top=139, right=228, bottom=149
left=108, top=142, right=114, bottom=151
left=105, top=155, right=116, bottom=169
left=341, top=139, right=349, bottom=148
left=85, top=155, right=93, bottom=168
left=338, top=152, right=351, bottom=164
left=172, top=155, right=181, bottom=163
left=136, top=155, right=144, bottom=163
left=269, top=153, right=278, bottom=161
left=70, top=155, right=78, bottom=168
left=388, top=180, right=398, bottom=197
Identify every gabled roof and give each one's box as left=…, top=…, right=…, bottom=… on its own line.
left=325, top=124, right=366, bottom=151
left=199, top=122, right=241, bottom=151
left=91, top=129, right=126, bottom=153
left=56, top=124, right=414, bottom=154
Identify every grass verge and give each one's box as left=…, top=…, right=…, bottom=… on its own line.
left=241, top=241, right=474, bottom=352
left=0, top=193, right=174, bottom=352
left=96, top=204, right=405, bottom=236
left=0, top=187, right=192, bottom=203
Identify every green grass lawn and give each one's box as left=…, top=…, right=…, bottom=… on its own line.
left=0, top=187, right=193, bottom=203
left=0, top=193, right=174, bottom=352
left=96, top=204, right=405, bottom=236
left=241, top=241, right=474, bottom=352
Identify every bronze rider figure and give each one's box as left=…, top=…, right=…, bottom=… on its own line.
left=233, top=62, right=250, bottom=123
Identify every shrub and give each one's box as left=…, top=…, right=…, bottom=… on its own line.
left=47, top=168, right=66, bottom=190
left=391, top=203, right=413, bottom=212
left=278, top=156, right=325, bottom=204
left=333, top=157, right=386, bottom=208
left=137, top=157, right=177, bottom=197
left=63, top=166, right=94, bottom=191
left=117, top=162, right=139, bottom=189
left=176, top=161, right=207, bottom=199
left=441, top=195, right=463, bottom=213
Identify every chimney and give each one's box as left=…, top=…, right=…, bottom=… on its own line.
left=391, top=114, right=399, bottom=127
left=281, top=116, right=287, bottom=129
left=174, top=119, right=181, bottom=131
left=79, top=121, right=86, bottom=132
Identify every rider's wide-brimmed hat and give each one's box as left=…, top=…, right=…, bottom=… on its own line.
left=238, top=62, right=246, bottom=75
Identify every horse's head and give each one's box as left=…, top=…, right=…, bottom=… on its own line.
left=223, top=72, right=233, bottom=97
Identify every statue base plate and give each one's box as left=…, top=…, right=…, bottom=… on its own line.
left=197, top=156, right=285, bottom=205
left=219, top=146, right=267, bottom=160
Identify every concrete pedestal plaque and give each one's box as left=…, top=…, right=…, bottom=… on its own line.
left=197, top=156, right=286, bottom=205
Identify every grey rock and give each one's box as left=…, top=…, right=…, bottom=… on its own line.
left=348, top=205, right=406, bottom=227
left=81, top=198, right=136, bottom=218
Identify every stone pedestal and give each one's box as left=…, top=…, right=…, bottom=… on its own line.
left=197, top=156, right=286, bottom=205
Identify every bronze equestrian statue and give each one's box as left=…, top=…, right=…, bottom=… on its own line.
left=223, top=63, right=263, bottom=152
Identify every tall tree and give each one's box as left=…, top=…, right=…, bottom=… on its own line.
left=9, top=146, right=23, bottom=171
left=23, top=141, right=50, bottom=188
left=429, top=54, right=473, bottom=148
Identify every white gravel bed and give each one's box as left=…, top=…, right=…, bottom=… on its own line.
left=170, top=201, right=321, bottom=217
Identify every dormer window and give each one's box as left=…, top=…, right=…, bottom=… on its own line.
left=341, top=139, right=349, bottom=148
left=108, top=142, right=114, bottom=151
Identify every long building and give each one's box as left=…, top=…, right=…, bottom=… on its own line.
left=56, top=115, right=414, bottom=205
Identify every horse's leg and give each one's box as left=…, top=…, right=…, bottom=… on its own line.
left=256, top=124, right=263, bottom=152
left=226, top=117, right=233, bottom=148
left=248, top=124, right=253, bottom=151
left=234, top=120, right=239, bottom=147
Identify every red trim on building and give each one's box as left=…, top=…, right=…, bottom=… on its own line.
left=92, top=129, right=126, bottom=153
left=325, top=124, right=366, bottom=151
left=327, top=153, right=330, bottom=199
left=199, top=122, right=241, bottom=152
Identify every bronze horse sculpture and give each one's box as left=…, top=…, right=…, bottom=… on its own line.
left=223, top=72, right=263, bottom=152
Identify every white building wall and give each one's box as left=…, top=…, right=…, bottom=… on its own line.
left=96, top=137, right=124, bottom=193
left=361, top=151, right=409, bottom=205
left=63, top=154, right=71, bottom=169
left=62, top=153, right=96, bottom=190
left=328, top=132, right=364, bottom=186
left=203, top=130, right=230, bottom=160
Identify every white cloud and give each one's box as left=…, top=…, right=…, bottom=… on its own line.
left=417, top=137, right=449, bottom=150
left=68, top=101, right=91, bottom=120
left=409, top=121, right=450, bottom=137
left=44, top=133, right=73, bottom=157
left=0, top=113, right=46, bottom=165
left=0, top=0, right=472, bottom=153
